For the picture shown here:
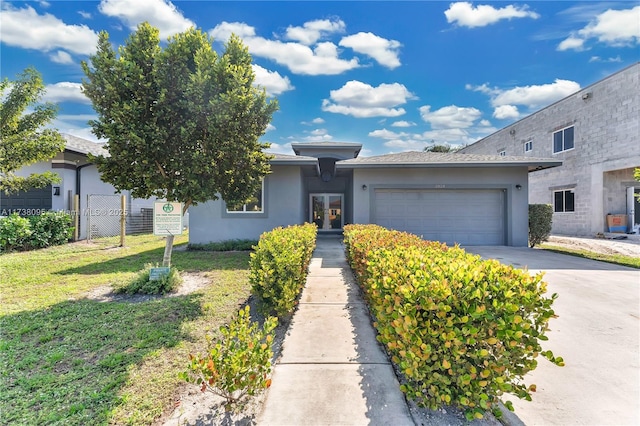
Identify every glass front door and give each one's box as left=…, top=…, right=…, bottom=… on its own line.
left=310, top=193, right=343, bottom=231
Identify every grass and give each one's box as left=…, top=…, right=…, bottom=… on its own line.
left=0, top=233, right=253, bottom=425
left=539, top=243, right=640, bottom=269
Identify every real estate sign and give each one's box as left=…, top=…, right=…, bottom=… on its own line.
left=153, top=201, right=183, bottom=236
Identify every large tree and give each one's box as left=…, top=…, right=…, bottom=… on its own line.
left=0, top=67, right=65, bottom=194
left=81, top=23, right=277, bottom=266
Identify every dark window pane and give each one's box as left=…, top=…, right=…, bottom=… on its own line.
left=553, top=131, right=563, bottom=153
left=554, top=191, right=564, bottom=212
left=564, top=127, right=574, bottom=150
left=564, top=191, right=575, bottom=212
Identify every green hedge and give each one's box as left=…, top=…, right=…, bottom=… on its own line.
left=249, top=223, right=317, bottom=318
left=529, top=204, right=553, bottom=248
left=343, top=224, right=562, bottom=420
left=0, top=212, right=74, bottom=252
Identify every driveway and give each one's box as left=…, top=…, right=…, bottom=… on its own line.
left=464, top=246, right=640, bottom=426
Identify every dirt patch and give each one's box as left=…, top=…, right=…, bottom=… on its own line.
left=546, top=234, right=640, bottom=258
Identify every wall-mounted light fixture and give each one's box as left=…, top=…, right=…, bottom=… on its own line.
left=53, top=186, right=61, bottom=196
left=581, top=92, right=592, bottom=100
left=362, top=184, right=368, bottom=191
left=515, top=184, right=522, bottom=190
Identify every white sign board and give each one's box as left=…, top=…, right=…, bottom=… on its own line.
left=153, top=202, right=183, bottom=236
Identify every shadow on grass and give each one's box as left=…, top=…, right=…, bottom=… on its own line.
left=55, top=246, right=251, bottom=276
left=0, top=293, right=203, bottom=425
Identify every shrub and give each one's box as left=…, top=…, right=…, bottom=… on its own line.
left=343, top=225, right=563, bottom=420
left=529, top=204, right=553, bottom=248
left=249, top=223, right=317, bottom=318
left=182, top=306, right=277, bottom=408
left=114, top=264, right=182, bottom=295
left=0, top=213, right=33, bottom=251
left=0, top=211, right=73, bottom=252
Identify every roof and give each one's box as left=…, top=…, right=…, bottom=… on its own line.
left=270, top=153, right=318, bottom=166
left=336, top=151, right=561, bottom=172
left=62, top=133, right=108, bottom=157
left=291, top=141, right=362, bottom=159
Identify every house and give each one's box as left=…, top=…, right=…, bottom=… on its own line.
left=459, top=62, right=640, bottom=236
left=189, top=142, right=560, bottom=247
left=0, top=134, right=158, bottom=239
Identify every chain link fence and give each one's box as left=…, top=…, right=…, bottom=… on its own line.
left=86, top=194, right=124, bottom=246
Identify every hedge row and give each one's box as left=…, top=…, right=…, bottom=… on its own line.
left=343, top=224, right=562, bottom=420
left=249, top=223, right=317, bottom=318
left=0, top=212, right=74, bottom=252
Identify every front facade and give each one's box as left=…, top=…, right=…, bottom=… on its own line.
left=460, top=62, right=640, bottom=236
left=189, top=144, right=560, bottom=247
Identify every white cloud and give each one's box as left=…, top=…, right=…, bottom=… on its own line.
left=252, top=65, right=294, bottom=96
left=312, top=117, right=325, bottom=124
left=0, top=4, right=98, bottom=55
left=322, top=81, right=415, bottom=118
left=419, top=105, right=482, bottom=129
left=78, top=11, right=92, bottom=19
left=339, top=32, right=402, bottom=69
left=265, top=123, right=275, bottom=132
left=391, top=121, right=415, bottom=127
left=209, top=21, right=256, bottom=40
left=42, top=82, right=90, bottom=104
left=589, top=55, right=622, bottom=63
left=265, top=142, right=293, bottom=155
left=50, top=51, right=74, bottom=64
left=369, top=128, right=409, bottom=140
left=557, top=36, right=586, bottom=51
left=493, top=104, right=520, bottom=120
left=445, top=2, right=540, bottom=28
left=211, top=21, right=360, bottom=76
left=300, top=128, right=333, bottom=142
left=490, top=79, right=580, bottom=109
left=558, top=6, right=640, bottom=51
left=98, top=0, right=194, bottom=39
left=285, top=19, right=346, bottom=45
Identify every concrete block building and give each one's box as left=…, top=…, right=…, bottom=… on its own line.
left=460, top=62, right=639, bottom=236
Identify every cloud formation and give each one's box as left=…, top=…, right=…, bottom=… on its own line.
left=558, top=6, right=640, bottom=51
left=42, top=82, right=91, bottom=104
left=419, top=105, right=482, bottom=129
left=339, top=32, right=402, bottom=69
left=0, top=4, right=98, bottom=55
left=322, top=81, right=415, bottom=118
left=445, top=2, right=540, bottom=28
left=98, top=0, right=194, bottom=39
left=252, top=65, right=294, bottom=96
left=285, top=19, right=346, bottom=45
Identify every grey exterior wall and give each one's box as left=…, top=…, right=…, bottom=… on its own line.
left=460, top=63, right=640, bottom=235
left=352, top=166, right=530, bottom=246
left=189, top=165, right=306, bottom=244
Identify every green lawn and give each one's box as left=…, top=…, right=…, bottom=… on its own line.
left=0, top=233, right=252, bottom=425
left=539, top=243, right=640, bottom=269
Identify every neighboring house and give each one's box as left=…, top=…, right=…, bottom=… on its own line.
left=0, top=134, right=159, bottom=239
left=460, top=62, right=640, bottom=236
left=189, top=142, right=560, bottom=247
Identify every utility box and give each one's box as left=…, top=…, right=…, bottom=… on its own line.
left=606, top=214, right=627, bottom=233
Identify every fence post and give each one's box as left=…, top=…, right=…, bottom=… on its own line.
left=120, top=195, right=126, bottom=247
left=74, top=194, right=80, bottom=241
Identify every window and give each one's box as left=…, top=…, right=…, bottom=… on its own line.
left=553, top=126, right=574, bottom=153
left=554, top=190, right=575, bottom=213
left=524, top=140, right=533, bottom=152
left=226, top=181, right=264, bottom=213
left=499, top=150, right=506, bottom=156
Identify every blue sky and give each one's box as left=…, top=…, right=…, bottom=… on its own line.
left=1, top=1, right=638, bottom=156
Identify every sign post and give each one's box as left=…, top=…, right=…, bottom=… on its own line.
left=152, top=201, right=183, bottom=278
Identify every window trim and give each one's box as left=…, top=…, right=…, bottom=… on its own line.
left=221, top=179, right=268, bottom=218
left=552, top=125, right=575, bottom=154
left=553, top=189, right=575, bottom=213
left=524, top=140, right=533, bottom=153
left=498, top=150, right=506, bottom=156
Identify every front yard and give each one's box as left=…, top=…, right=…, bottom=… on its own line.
left=0, top=234, right=252, bottom=425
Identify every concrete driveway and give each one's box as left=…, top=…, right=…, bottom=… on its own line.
left=464, top=246, right=640, bottom=426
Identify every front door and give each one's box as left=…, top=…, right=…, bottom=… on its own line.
left=310, top=193, right=343, bottom=231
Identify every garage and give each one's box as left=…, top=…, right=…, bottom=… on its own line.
left=0, top=186, right=52, bottom=215
left=373, top=188, right=505, bottom=246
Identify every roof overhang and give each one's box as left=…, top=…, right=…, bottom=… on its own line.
left=336, top=160, right=562, bottom=172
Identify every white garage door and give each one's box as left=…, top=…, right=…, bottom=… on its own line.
left=374, top=189, right=505, bottom=246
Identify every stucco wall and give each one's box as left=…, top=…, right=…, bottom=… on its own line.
left=460, top=63, right=640, bottom=235
left=352, top=166, right=530, bottom=246
left=189, top=165, right=306, bottom=244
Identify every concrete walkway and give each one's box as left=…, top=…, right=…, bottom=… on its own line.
left=257, top=235, right=414, bottom=425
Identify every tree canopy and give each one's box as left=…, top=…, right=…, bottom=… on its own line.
left=81, top=23, right=278, bottom=213
left=424, top=144, right=455, bottom=153
left=0, top=67, right=65, bottom=194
